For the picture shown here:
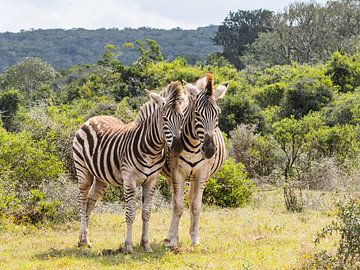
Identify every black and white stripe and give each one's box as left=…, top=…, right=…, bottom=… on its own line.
left=73, top=81, right=184, bottom=253
left=163, top=74, right=228, bottom=249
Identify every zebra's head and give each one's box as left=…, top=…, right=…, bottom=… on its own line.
left=184, top=74, right=228, bottom=159
left=147, top=81, right=185, bottom=158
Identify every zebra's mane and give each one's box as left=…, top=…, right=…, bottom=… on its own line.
left=160, top=81, right=184, bottom=112
left=136, top=81, right=184, bottom=124
left=136, top=100, right=159, bottom=124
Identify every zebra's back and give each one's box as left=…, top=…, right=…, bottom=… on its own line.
left=72, top=115, right=136, bottom=186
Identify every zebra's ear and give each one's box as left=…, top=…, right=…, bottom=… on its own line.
left=183, top=82, right=199, bottom=98
left=214, top=82, right=228, bottom=99
left=146, top=89, right=166, bottom=106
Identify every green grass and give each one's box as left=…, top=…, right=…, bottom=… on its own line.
left=0, top=190, right=338, bottom=270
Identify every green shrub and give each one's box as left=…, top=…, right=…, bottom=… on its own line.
left=305, top=199, right=360, bottom=269
left=0, top=89, right=20, bottom=131
left=11, top=189, right=62, bottom=224
left=157, top=175, right=172, bottom=202
left=0, top=128, right=65, bottom=191
left=203, top=158, right=255, bottom=208
left=326, top=52, right=360, bottom=93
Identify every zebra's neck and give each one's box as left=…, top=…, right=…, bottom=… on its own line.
left=136, top=102, right=165, bottom=154
left=182, top=98, right=200, bottom=149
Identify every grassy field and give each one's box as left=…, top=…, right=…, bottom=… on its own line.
left=0, top=190, right=338, bottom=270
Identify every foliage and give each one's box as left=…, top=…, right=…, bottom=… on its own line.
left=213, top=9, right=273, bottom=69
left=0, top=128, right=65, bottom=192
left=272, top=114, right=324, bottom=211
left=272, top=114, right=324, bottom=180
left=219, top=91, right=264, bottom=134
left=323, top=89, right=360, bottom=126
left=203, top=158, right=255, bottom=208
left=306, top=199, right=360, bottom=269
left=243, top=1, right=360, bottom=66
left=229, top=124, right=279, bottom=178
left=326, top=52, right=360, bottom=93
left=0, top=57, right=56, bottom=104
left=306, top=124, right=360, bottom=164
left=281, top=65, right=334, bottom=118
left=0, top=89, right=20, bottom=131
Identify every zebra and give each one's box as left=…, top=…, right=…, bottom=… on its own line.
left=72, top=81, right=185, bottom=254
left=162, top=73, right=228, bottom=249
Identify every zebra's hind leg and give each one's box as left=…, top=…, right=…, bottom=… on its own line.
left=123, top=179, right=137, bottom=254
left=85, top=178, right=108, bottom=245
left=77, top=168, right=94, bottom=248
left=140, top=177, right=158, bottom=252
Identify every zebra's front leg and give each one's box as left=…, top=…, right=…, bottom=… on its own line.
left=140, top=177, right=158, bottom=252
left=189, top=175, right=206, bottom=247
left=165, top=170, right=185, bottom=249
left=123, top=180, right=137, bottom=254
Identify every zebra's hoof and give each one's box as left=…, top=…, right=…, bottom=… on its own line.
left=190, top=243, right=201, bottom=252
left=124, top=245, right=133, bottom=254
left=144, top=246, right=153, bottom=253
left=141, top=240, right=153, bottom=253
left=78, top=240, right=92, bottom=248
left=163, top=238, right=170, bottom=246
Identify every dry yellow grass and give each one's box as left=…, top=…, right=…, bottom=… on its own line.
left=0, top=190, right=338, bottom=269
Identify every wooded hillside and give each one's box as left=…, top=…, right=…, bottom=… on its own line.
left=0, top=26, right=221, bottom=72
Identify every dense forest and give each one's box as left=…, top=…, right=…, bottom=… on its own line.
left=0, top=0, right=359, bottom=268
left=0, top=26, right=221, bottom=72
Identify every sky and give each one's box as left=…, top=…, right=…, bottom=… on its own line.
left=0, top=0, right=329, bottom=32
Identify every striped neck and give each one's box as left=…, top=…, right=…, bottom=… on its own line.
left=182, top=97, right=200, bottom=147
left=137, top=103, right=165, bottom=154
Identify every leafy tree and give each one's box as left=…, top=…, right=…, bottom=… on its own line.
left=125, top=39, right=164, bottom=70
left=97, top=44, right=123, bottom=72
left=253, top=82, right=286, bottom=108
left=272, top=113, right=324, bottom=211
left=0, top=57, right=56, bottom=104
left=213, top=9, right=273, bottom=69
left=219, top=93, right=264, bottom=134
left=243, top=0, right=360, bottom=66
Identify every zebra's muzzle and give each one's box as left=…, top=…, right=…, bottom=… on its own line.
left=201, top=133, right=216, bottom=159
left=171, top=136, right=183, bottom=158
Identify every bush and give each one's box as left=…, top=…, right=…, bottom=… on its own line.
left=230, top=124, right=280, bottom=178
left=203, top=158, right=255, bottom=208
left=11, top=189, right=62, bottom=224
left=0, top=128, right=65, bottom=191
left=305, top=199, right=360, bottom=269
left=0, top=175, right=78, bottom=224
